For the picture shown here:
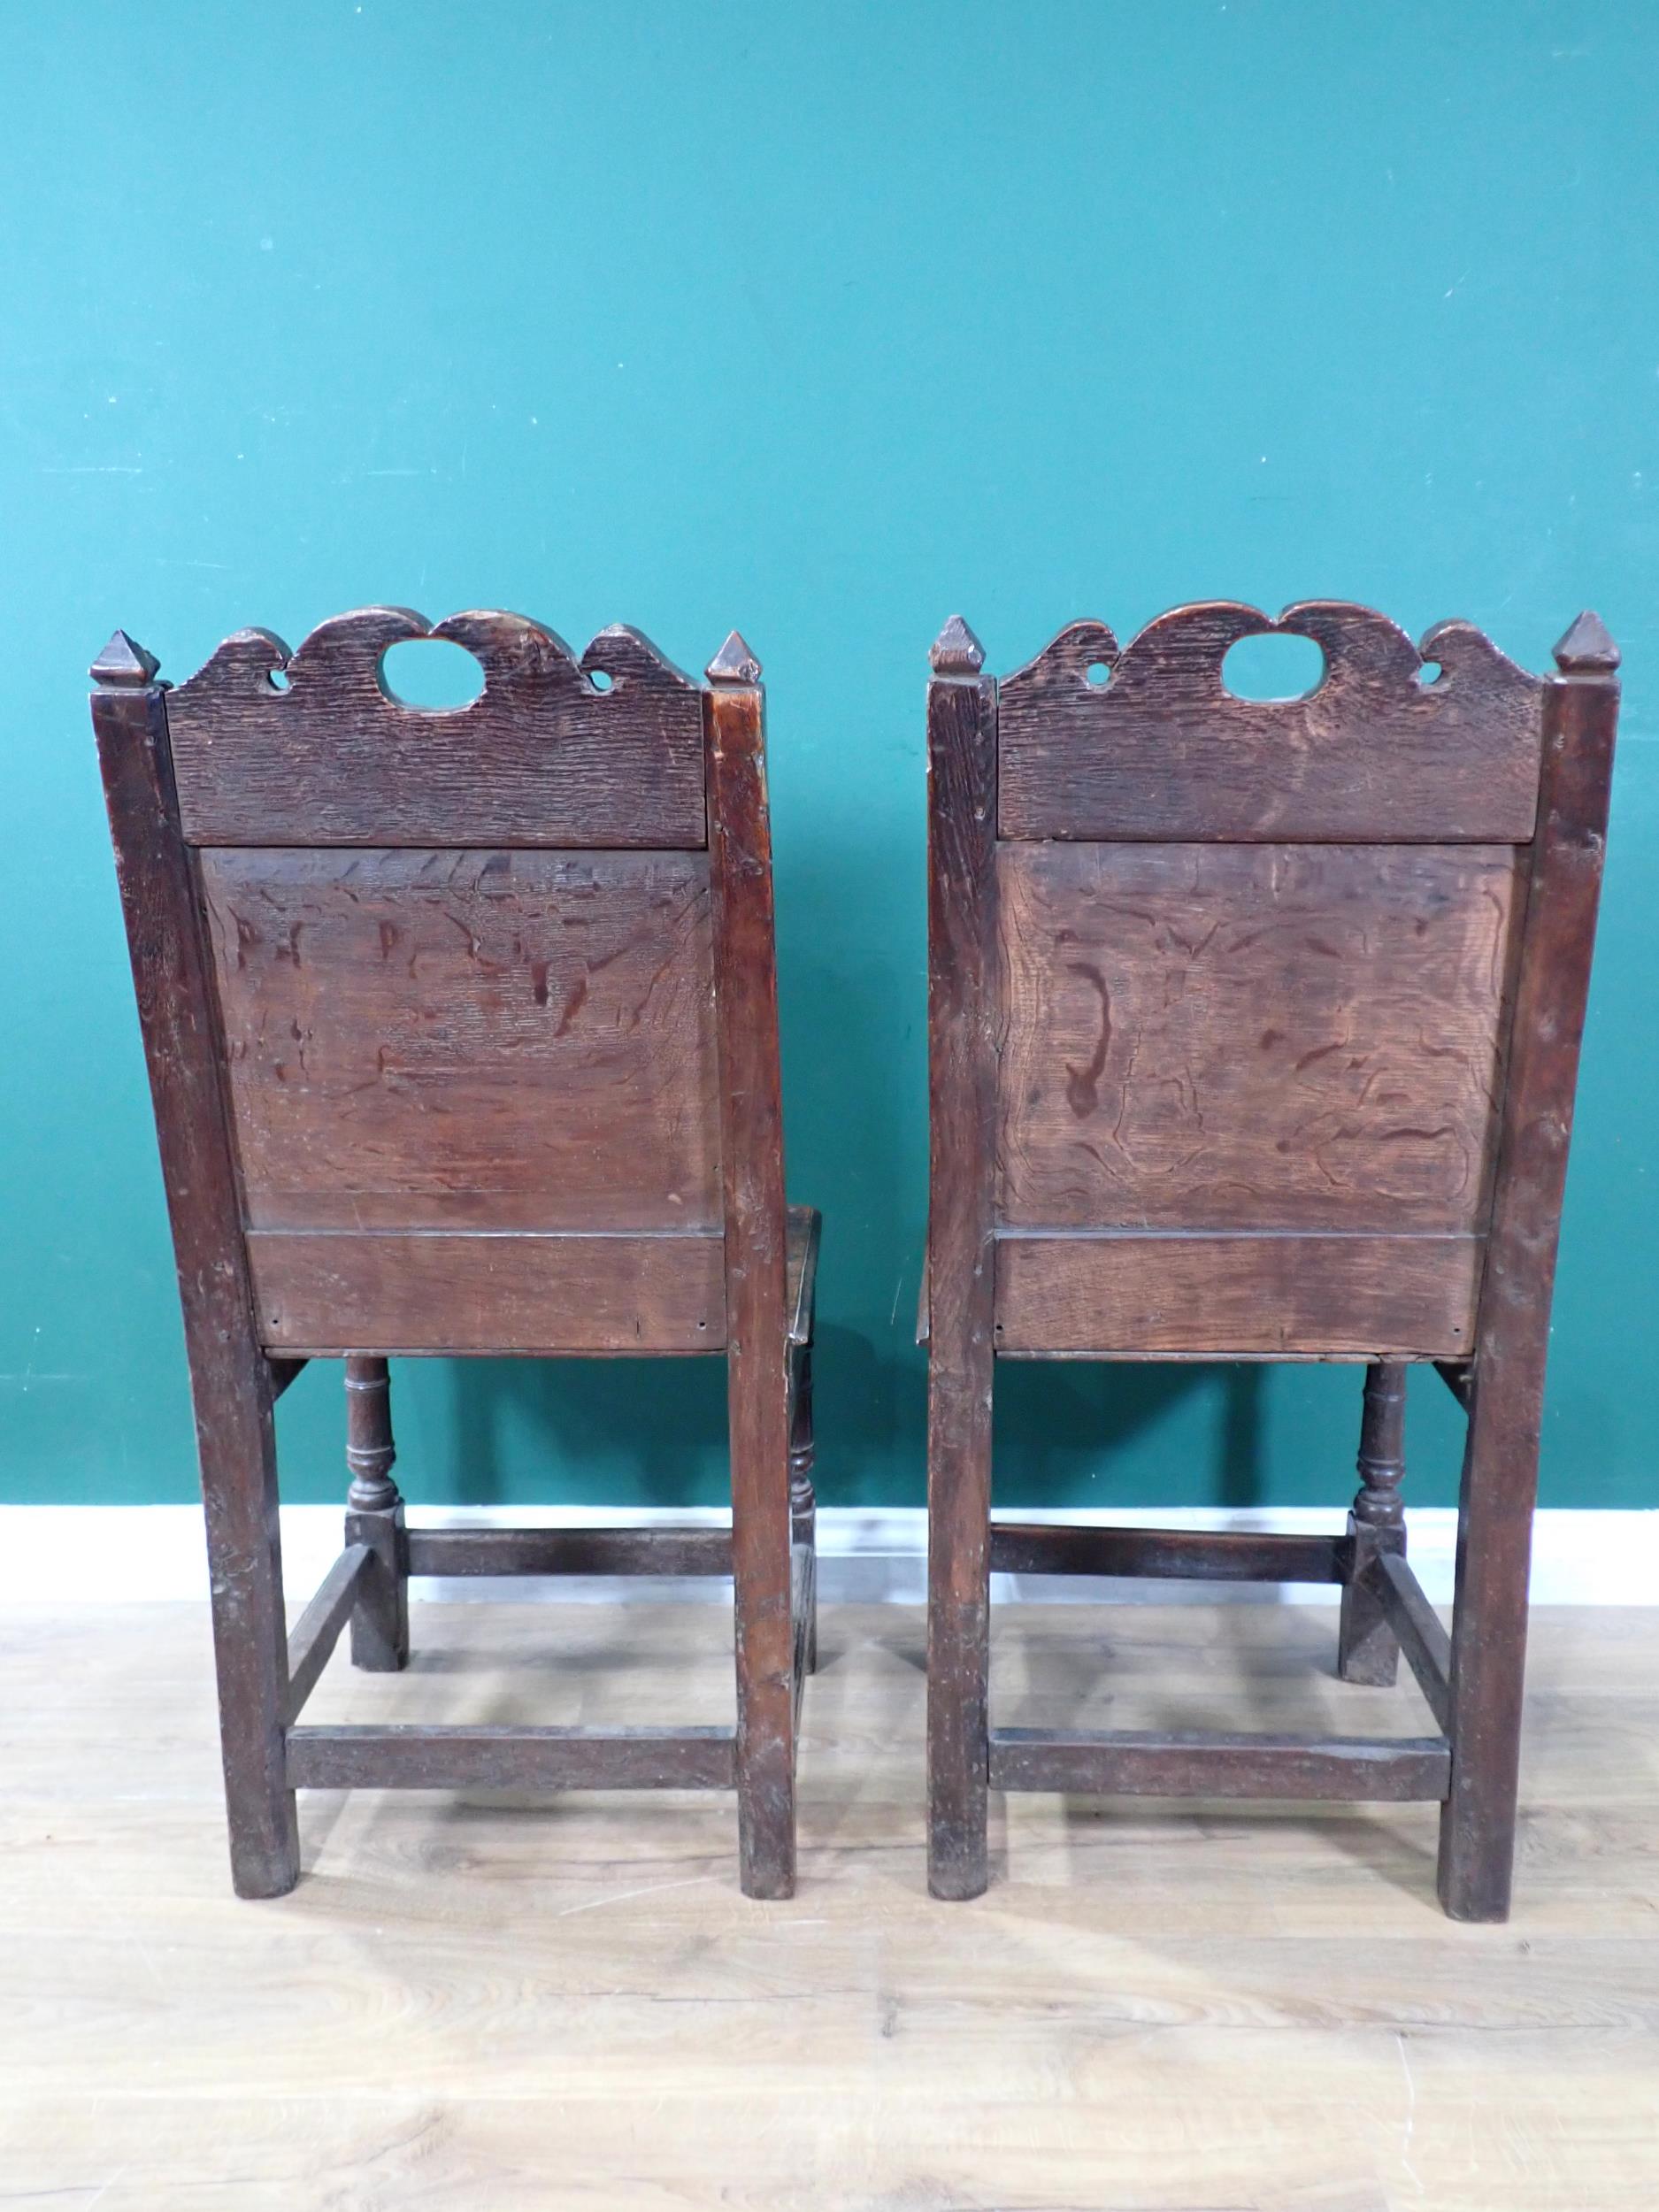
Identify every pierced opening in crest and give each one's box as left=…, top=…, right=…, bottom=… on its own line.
left=266, top=668, right=291, bottom=693
left=588, top=667, right=615, bottom=693
left=1085, top=661, right=1110, bottom=687
left=1221, top=632, right=1326, bottom=702
left=379, top=637, right=486, bottom=709
left=1417, top=658, right=1445, bottom=687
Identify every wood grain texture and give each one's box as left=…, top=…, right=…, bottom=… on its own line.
left=988, top=1523, right=1348, bottom=1583
left=7, top=1601, right=1659, bottom=2210
left=924, top=652, right=1000, bottom=1901
left=282, top=1546, right=370, bottom=1724
left=1440, top=630, right=1621, bottom=1921
left=166, top=608, right=707, bottom=848
left=92, top=675, right=300, bottom=1899
left=200, top=846, right=719, bottom=1234
left=996, top=839, right=1524, bottom=1235
left=248, top=1229, right=726, bottom=1355
left=988, top=1727, right=1451, bottom=1801
left=1338, top=1360, right=1409, bottom=1688
left=704, top=657, right=796, bottom=1900
left=994, top=1230, right=1482, bottom=1357
left=997, top=600, right=1544, bottom=841
left=286, top=1724, right=736, bottom=1792
left=404, top=1525, right=733, bottom=1578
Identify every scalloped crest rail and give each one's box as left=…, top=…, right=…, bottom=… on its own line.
left=164, top=607, right=708, bottom=848
left=924, top=599, right=1620, bottom=1925
left=996, top=600, right=1544, bottom=841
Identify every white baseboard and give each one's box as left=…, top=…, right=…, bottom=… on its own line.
left=0, top=1504, right=1655, bottom=1607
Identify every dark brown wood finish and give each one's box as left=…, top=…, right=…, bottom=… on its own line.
left=995, top=1231, right=1482, bottom=1358
left=199, top=846, right=719, bottom=1236
left=989, top=1524, right=1348, bottom=1584
left=250, top=1229, right=727, bottom=1355
left=166, top=610, right=706, bottom=849
left=988, top=1729, right=1451, bottom=1801
left=924, top=602, right=1617, bottom=1921
left=405, top=1525, right=734, bottom=1578
left=1336, top=1363, right=1408, bottom=1687
left=704, top=634, right=797, bottom=1900
left=343, top=1355, right=407, bottom=1673
left=1438, top=613, right=1620, bottom=1920
left=284, top=1544, right=372, bottom=1724
left=286, top=1725, right=736, bottom=1792
left=996, top=840, right=1522, bottom=1237
left=91, top=637, right=299, bottom=1898
left=998, top=603, right=1542, bottom=842
left=925, top=617, right=1000, bottom=1901
left=1372, top=1551, right=1454, bottom=1734
left=94, top=608, right=817, bottom=1899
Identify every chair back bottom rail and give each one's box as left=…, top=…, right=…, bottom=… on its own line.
left=987, top=1727, right=1451, bottom=1802
left=285, top=1724, right=737, bottom=1792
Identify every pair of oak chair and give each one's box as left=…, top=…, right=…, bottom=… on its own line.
left=92, top=595, right=1618, bottom=1924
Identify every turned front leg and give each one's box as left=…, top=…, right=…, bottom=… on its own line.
left=1337, top=1361, right=1407, bottom=1686
left=344, top=1355, right=409, bottom=1671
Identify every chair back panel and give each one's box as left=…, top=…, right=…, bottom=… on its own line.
left=200, top=846, right=720, bottom=1239
left=996, top=840, right=1524, bottom=1235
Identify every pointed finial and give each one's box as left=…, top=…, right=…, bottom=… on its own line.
left=89, top=629, right=160, bottom=686
left=1553, top=610, right=1619, bottom=674
left=930, top=614, right=985, bottom=675
left=705, top=630, right=761, bottom=684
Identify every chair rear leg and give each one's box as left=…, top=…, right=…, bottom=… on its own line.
left=731, top=1350, right=796, bottom=1900
left=1337, top=1361, right=1407, bottom=1686
left=343, top=1355, right=409, bottom=1671
left=927, top=1355, right=993, bottom=1901
left=202, top=1388, right=301, bottom=1899
left=1438, top=1366, right=1540, bottom=1922
left=789, top=1339, right=818, bottom=1674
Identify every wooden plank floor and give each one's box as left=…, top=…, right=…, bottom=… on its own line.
left=2, top=1598, right=1657, bottom=2209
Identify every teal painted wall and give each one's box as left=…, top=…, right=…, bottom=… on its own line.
left=4, top=2, right=1655, bottom=1514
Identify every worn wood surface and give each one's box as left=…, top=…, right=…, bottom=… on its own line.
left=989, top=1522, right=1348, bottom=1583
left=286, top=1723, right=737, bottom=1792
left=1375, top=1550, right=1455, bottom=1734
left=91, top=655, right=300, bottom=1898
left=7, top=1600, right=1659, bottom=2212
left=996, top=839, right=1523, bottom=1234
left=201, top=845, right=719, bottom=1234
left=925, top=623, right=1000, bottom=1901
left=997, top=600, right=1544, bottom=841
left=248, top=1227, right=727, bottom=1354
left=1338, top=1361, right=1409, bottom=1687
left=282, top=1546, right=370, bottom=1724
left=926, top=604, right=1610, bottom=1922
left=404, top=1525, right=733, bottom=1578
left=994, top=1228, right=1482, bottom=1357
left=988, top=1727, right=1451, bottom=1801
left=704, top=641, right=796, bottom=1899
left=1440, top=616, right=1620, bottom=1920
left=342, top=1353, right=408, bottom=1672
left=98, top=615, right=814, bottom=1894
left=166, top=609, right=707, bottom=848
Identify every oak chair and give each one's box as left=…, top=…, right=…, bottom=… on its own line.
left=923, top=601, right=1618, bottom=1921
left=93, top=609, right=818, bottom=1901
